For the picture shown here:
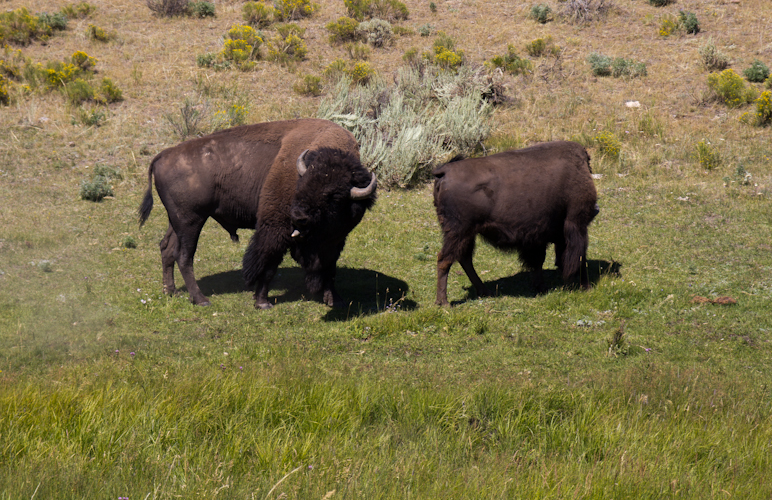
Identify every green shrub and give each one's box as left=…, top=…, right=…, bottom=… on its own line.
left=588, top=52, right=646, bottom=78
left=529, top=4, right=552, bottom=24
left=525, top=36, right=559, bottom=58
left=678, top=10, right=699, bottom=34
left=189, top=1, right=215, bottom=18
left=122, top=235, right=138, bottom=249
left=489, top=45, right=533, bottom=76
left=356, top=18, right=393, bottom=47
left=266, top=25, right=307, bottom=63
left=37, top=12, right=68, bottom=31
left=212, top=103, right=248, bottom=130
left=417, top=24, right=433, bottom=37
left=71, top=50, right=97, bottom=71
left=344, top=0, right=409, bottom=22
left=85, top=24, right=111, bottom=42
left=694, top=140, right=720, bottom=170
left=326, top=17, right=359, bottom=43
left=753, top=91, right=772, bottom=126
left=743, top=60, right=770, bottom=83
left=0, top=8, right=54, bottom=46
left=273, top=0, right=318, bottom=21
left=80, top=174, right=113, bottom=201
left=648, top=0, right=672, bottom=5
left=707, top=69, right=757, bottom=107
left=146, top=0, right=191, bottom=17
left=65, top=78, right=95, bottom=104
left=699, top=38, right=729, bottom=71
left=345, top=42, right=371, bottom=60
left=243, top=1, right=277, bottom=27
left=61, top=2, right=96, bottom=19
left=350, top=61, right=375, bottom=83
left=323, top=58, right=349, bottom=80
left=99, top=77, right=123, bottom=103
left=293, top=74, right=322, bottom=96
left=432, top=32, right=464, bottom=70
left=429, top=1, right=437, bottom=13
left=219, top=24, right=263, bottom=68
left=0, top=74, right=9, bottom=105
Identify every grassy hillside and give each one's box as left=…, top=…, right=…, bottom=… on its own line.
left=1, top=0, right=772, bottom=498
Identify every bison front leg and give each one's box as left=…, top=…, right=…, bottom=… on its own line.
left=244, top=231, right=285, bottom=310
left=521, top=245, right=547, bottom=294
left=174, top=220, right=211, bottom=306
left=159, top=223, right=178, bottom=296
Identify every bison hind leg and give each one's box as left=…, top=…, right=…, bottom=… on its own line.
left=562, top=220, right=590, bottom=288
left=519, top=244, right=548, bottom=294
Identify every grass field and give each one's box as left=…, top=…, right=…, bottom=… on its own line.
left=2, top=0, right=772, bottom=498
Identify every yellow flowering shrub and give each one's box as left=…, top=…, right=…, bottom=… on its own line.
left=71, top=50, right=97, bottom=71
left=274, top=0, right=318, bottom=21
left=350, top=61, right=374, bottom=83
left=707, top=69, right=757, bottom=108
left=0, top=74, right=9, bottom=104
left=593, top=131, right=621, bottom=158
left=755, top=91, right=772, bottom=126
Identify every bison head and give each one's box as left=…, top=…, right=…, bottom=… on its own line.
left=289, top=148, right=376, bottom=294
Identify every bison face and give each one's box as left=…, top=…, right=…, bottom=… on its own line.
left=289, top=148, right=376, bottom=244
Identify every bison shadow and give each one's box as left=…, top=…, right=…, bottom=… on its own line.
left=195, top=266, right=416, bottom=319
left=454, top=259, right=622, bottom=305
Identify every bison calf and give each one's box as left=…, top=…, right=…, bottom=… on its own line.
left=433, top=141, right=598, bottom=306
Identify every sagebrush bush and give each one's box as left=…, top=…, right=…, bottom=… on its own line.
left=37, top=12, right=68, bottom=32
left=525, top=36, right=559, bottom=58
left=293, top=74, right=322, bottom=96
left=80, top=164, right=121, bottom=201
left=317, top=65, right=495, bottom=186
left=699, top=38, right=729, bottom=71
left=243, top=2, right=276, bottom=27
left=743, top=60, right=770, bottom=83
left=588, top=52, right=646, bottom=78
left=326, top=17, right=359, bottom=43
left=529, top=4, right=552, bottom=24
left=356, top=18, right=393, bottom=47
left=85, top=24, right=110, bottom=42
left=648, top=0, right=672, bottom=5
left=346, top=42, right=371, bottom=60
left=417, top=24, right=433, bottom=37
left=489, top=45, right=533, bottom=76
left=559, top=0, right=611, bottom=23
left=345, top=0, right=409, bottom=22
left=189, top=1, right=215, bottom=18
left=707, top=69, right=757, bottom=107
left=65, top=78, right=95, bottom=104
left=679, top=11, right=699, bottom=34
left=146, top=0, right=190, bottom=17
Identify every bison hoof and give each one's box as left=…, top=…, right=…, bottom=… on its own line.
left=255, top=301, right=273, bottom=310
left=435, top=299, right=450, bottom=307
left=191, top=298, right=211, bottom=306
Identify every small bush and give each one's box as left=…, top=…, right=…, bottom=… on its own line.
left=323, top=58, right=349, bottom=81
left=593, top=131, right=620, bottom=158
left=85, top=24, right=111, bottom=42
left=743, top=60, right=770, bottom=83
left=345, top=0, right=409, bottom=22
left=99, top=77, right=123, bottom=103
left=753, top=91, right=772, bottom=127
left=699, top=39, right=729, bottom=71
left=266, top=25, right=307, bottom=64
left=293, top=74, right=322, bottom=96
left=489, top=45, right=533, bottom=76
left=189, top=1, right=215, bottom=18
left=65, top=78, right=95, bottom=104
left=588, top=52, right=646, bottom=78
left=122, top=236, right=138, bottom=249
left=525, top=36, right=559, bottom=58
left=0, top=8, right=54, bottom=46
left=61, top=2, right=96, bottom=19
left=326, top=17, right=359, bottom=44
left=0, top=75, right=10, bottom=105
left=429, top=2, right=437, bottom=13
left=146, top=0, right=190, bottom=17
left=559, top=0, right=611, bottom=24
left=212, top=103, right=248, bottom=130
left=166, top=98, right=205, bottom=139
left=80, top=165, right=120, bottom=200
left=243, top=2, right=277, bottom=27
left=417, top=24, right=433, bottom=37
left=273, top=0, right=318, bottom=21
left=219, top=24, right=263, bottom=68
left=694, top=140, right=720, bottom=170
left=38, top=12, right=68, bottom=31
left=432, top=32, right=464, bottom=70
left=648, top=0, right=672, bottom=5
left=707, top=69, right=758, bottom=107
left=357, top=18, right=393, bottom=48
left=346, top=42, right=371, bottom=60
left=71, top=50, right=97, bottom=71
left=679, top=10, right=699, bottom=34
left=529, top=4, right=552, bottom=24
left=350, top=61, right=375, bottom=84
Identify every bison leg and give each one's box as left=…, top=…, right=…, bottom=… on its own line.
left=173, top=218, right=210, bottom=306
left=244, top=231, right=286, bottom=310
left=521, top=245, right=547, bottom=293
left=159, top=223, right=178, bottom=296
left=436, top=236, right=489, bottom=306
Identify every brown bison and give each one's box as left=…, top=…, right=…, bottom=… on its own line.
left=433, top=141, right=598, bottom=306
left=138, top=118, right=377, bottom=309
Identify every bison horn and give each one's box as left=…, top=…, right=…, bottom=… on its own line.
left=296, top=150, right=309, bottom=177
left=350, top=173, right=377, bottom=200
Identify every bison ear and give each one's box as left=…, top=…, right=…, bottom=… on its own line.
left=350, top=173, right=377, bottom=200
left=296, top=149, right=309, bottom=177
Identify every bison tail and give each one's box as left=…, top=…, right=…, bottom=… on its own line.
left=562, top=220, right=588, bottom=280
left=138, top=160, right=155, bottom=227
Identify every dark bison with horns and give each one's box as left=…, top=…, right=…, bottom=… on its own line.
left=139, top=118, right=377, bottom=309
left=433, top=141, right=598, bottom=306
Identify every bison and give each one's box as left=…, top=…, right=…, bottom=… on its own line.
left=138, top=118, right=377, bottom=309
left=433, top=141, right=598, bottom=306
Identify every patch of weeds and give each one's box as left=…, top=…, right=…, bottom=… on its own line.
left=431, top=32, right=464, bottom=70
left=122, top=235, right=138, bottom=249
left=0, top=74, right=9, bottom=105
left=525, top=36, right=560, bottom=58
left=559, top=0, right=611, bottom=24
left=350, top=61, right=375, bottom=84
left=99, top=77, right=122, bottom=103
left=357, top=18, right=393, bottom=48
left=146, top=0, right=191, bottom=17
left=37, top=260, right=53, bottom=273
left=588, top=52, right=646, bottom=78
left=0, top=8, right=55, bottom=46
left=660, top=11, right=700, bottom=37
left=37, top=12, right=68, bottom=32
left=723, top=163, right=753, bottom=188
left=751, top=91, right=772, bottom=127
left=529, top=4, right=552, bottom=24
left=743, top=60, right=770, bottom=84
left=61, top=2, right=96, bottom=19
left=694, top=140, right=720, bottom=170
left=489, top=45, right=532, bottom=76
left=417, top=24, right=433, bottom=37
left=606, top=323, right=628, bottom=357
left=64, top=78, right=95, bottom=104
left=293, top=74, right=322, bottom=96
left=212, top=103, right=248, bottom=130
left=707, top=69, right=758, bottom=107
left=679, top=10, right=699, bottom=34
left=165, top=98, right=206, bottom=139
left=429, top=2, right=437, bottom=13
left=345, top=0, right=409, bottom=22
left=699, top=38, right=729, bottom=71
left=648, top=0, right=672, bottom=5
left=243, top=1, right=277, bottom=28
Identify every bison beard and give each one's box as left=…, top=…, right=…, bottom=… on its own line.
left=138, top=119, right=376, bottom=309
left=433, top=141, right=598, bottom=306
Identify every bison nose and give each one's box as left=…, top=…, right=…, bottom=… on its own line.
left=290, top=207, right=308, bottom=227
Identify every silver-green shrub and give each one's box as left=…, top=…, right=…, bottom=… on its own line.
left=317, top=65, right=495, bottom=187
